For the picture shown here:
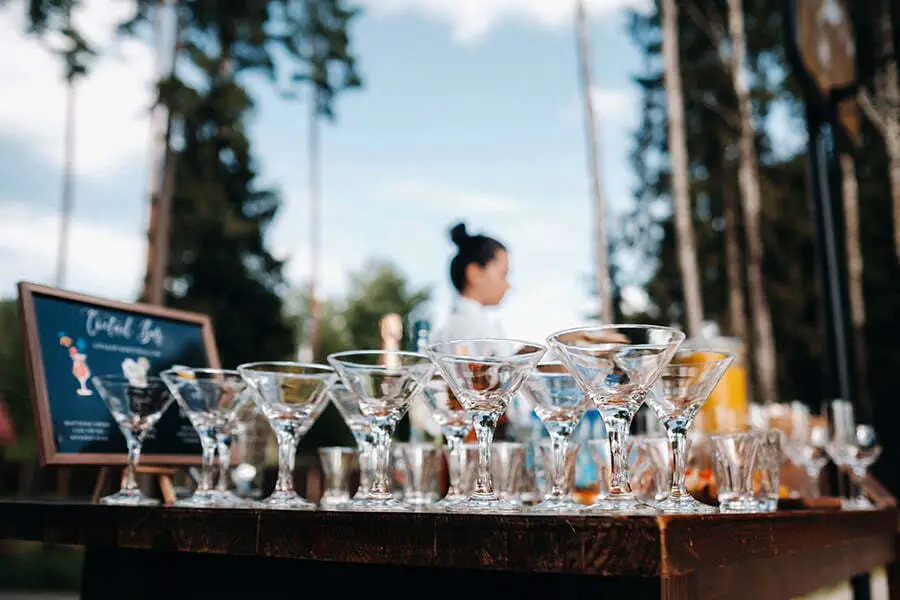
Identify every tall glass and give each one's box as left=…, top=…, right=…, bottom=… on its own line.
left=427, top=338, right=546, bottom=513
left=518, top=362, right=589, bottom=513
left=645, top=350, right=734, bottom=513
left=547, top=325, right=684, bottom=513
left=327, top=350, right=436, bottom=511
left=160, top=368, right=251, bottom=508
left=237, top=362, right=336, bottom=510
left=92, top=375, right=175, bottom=506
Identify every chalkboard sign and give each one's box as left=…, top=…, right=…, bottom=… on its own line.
left=18, top=282, right=221, bottom=466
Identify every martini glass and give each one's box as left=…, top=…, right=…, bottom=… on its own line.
left=327, top=350, right=436, bottom=511
left=547, top=325, right=684, bottom=514
left=160, top=368, right=251, bottom=508
left=644, top=350, right=733, bottom=513
left=419, top=375, right=474, bottom=509
left=427, top=338, right=546, bottom=513
left=329, top=382, right=378, bottom=506
left=237, top=362, right=336, bottom=510
left=518, top=362, right=589, bottom=513
left=92, top=375, right=175, bottom=506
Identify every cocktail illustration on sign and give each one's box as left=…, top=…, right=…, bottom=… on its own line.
left=58, top=332, right=92, bottom=396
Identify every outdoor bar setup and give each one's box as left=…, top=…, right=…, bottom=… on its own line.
left=0, top=282, right=895, bottom=600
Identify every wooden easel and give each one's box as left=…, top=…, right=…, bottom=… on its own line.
left=91, top=465, right=177, bottom=505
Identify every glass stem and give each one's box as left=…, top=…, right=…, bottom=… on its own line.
left=851, top=467, right=866, bottom=502
left=472, top=411, right=499, bottom=496
left=369, top=423, right=395, bottom=497
left=197, top=441, right=216, bottom=492
left=549, top=434, right=569, bottom=499
left=806, top=467, right=820, bottom=498
left=123, top=437, right=141, bottom=492
left=445, top=435, right=464, bottom=496
left=667, top=426, right=688, bottom=498
left=357, top=439, right=375, bottom=495
left=216, top=436, right=231, bottom=492
left=606, top=415, right=632, bottom=496
left=274, top=431, right=298, bottom=494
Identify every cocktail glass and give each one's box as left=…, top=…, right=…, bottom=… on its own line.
left=160, top=368, right=251, bottom=508
left=237, top=362, right=336, bottom=510
left=518, top=362, right=589, bottom=513
left=547, top=325, right=684, bottom=514
left=327, top=350, right=436, bottom=511
left=426, top=338, right=546, bottom=513
left=644, top=350, right=733, bottom=513
left=91, top=375, right=175, bottom=506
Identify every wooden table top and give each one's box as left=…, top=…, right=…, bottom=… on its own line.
left=0, top=500, right=895, bottom=597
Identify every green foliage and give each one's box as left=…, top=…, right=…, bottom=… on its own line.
left=0, top=299, right=35, bottom=458
left=621, top=0, right=900, bottom=419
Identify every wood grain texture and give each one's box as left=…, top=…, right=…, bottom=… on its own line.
left=0, top=500, right=895, bottom=599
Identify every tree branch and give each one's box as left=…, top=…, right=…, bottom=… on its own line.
left=682, top=1, right=731, bottom=73
left=859, top=89, right=889, bottom=134
left=699, top=92, right=741, bottom=129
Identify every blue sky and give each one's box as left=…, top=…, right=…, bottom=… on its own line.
left=0, top=0, right=702, bottom=347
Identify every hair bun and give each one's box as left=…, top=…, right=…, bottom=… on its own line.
left=450, top=222, right=470, bottom=248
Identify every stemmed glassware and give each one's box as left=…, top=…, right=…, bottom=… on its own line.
left=826, top=423, right=882, bottom=510
left=160, top=368, right=251, bottom=508
left=427, top=338, right=546, bottom=513
left=644, top=350, right=733, bottom=513
left=237, top=362, right=336, bottom=510
left=518, top=362, right=589, bottom=512
left=419, top=375, right=474, bottom=508
left=327, top=350, right=436, bottom=511
left=329, top=382, right=378, bottom=506
left=547, top=325, right=685, bottom=513
left=92, top=375, right=175, bottom=506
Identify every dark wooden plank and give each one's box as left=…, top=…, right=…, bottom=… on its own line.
left=660, top=508, right=897, bottom=599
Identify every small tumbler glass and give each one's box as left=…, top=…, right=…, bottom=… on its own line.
left=318, top=446, right=357, bottom=509
left=751, top=429, right=785, bottom=513
left=711, top=431, right=761, bottom=513
left=396, top=442, right=441, bottom=507
left=535, top=441, right=580, bottom=511
left=492, top=442, right=526, bottom=508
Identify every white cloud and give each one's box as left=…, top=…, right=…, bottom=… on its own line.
left=0, top=201, right=145, bottom=301
left=0, top=0, right=155, bottom=177
left=362, top=0, right=652, bottom=43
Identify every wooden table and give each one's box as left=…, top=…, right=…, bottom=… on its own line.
left=0, top=500, right=895, bottom=599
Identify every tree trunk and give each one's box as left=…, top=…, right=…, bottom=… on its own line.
left=722, top=177, right=748, bottom=343
left=661, top=0, right=704, bottom=337
left=575, top=0, right=614, bottom=324
left=142, top=0, right=179, bottom=305
left=839, top=152, right=869, bottom=407
left=55, top=5, right=77, bottom=288
left=727, top=0, right=778, bottom=404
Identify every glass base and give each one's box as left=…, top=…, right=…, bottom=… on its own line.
left=841, top=496, right=875, bottom=511
left=260, top=490, right=317, bottom=511
left=654, top=494, right=718, bottom=514
left=341, top=496, right=411, bottom=512
left=319, top=492, right=351, bottom=510
left=452, top=492, right=519, bottom=513
left=529, top=496, right=583, bottom=514
left=175, top=490, right=253, bottom=509
left=583, top=494, right=656, bottom=515
left=100, top=488, right=159, bottom=507
left=434, top=493, right=469, bottom=511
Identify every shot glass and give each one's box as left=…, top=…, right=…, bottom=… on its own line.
left=711, top=431, right=761, bottom=513
left=752, top=429, right=785, bottom=512
left=443, top=443, right=480, bottom=506
left=318, top=446, right=357, bottom=509
left=534, top=440, right=580, bottom=511
left=492, top=442, right=526, bottom=508
left=628, top=435, right=671, bottom=504
left=395, top=442, right=441, bottom=507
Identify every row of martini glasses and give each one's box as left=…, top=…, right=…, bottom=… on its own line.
left=93, top=324, right=740, bottom=514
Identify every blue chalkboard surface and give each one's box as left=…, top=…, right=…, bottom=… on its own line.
left=19, top=283, right=220, bottom=465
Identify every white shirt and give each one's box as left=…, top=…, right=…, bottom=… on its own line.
left=430, top=296, right=505, bottom=343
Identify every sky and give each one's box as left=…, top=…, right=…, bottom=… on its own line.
left=0, top=0, right=799, bottom=350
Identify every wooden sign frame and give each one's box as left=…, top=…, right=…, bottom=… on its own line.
left=18, top=282, right=221, bottom=466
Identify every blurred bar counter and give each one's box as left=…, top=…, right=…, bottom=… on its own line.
left=0, top=500, right=895, bottom=599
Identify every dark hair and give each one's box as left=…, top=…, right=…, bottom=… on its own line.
left=448, top=222, right=506, bottom=293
